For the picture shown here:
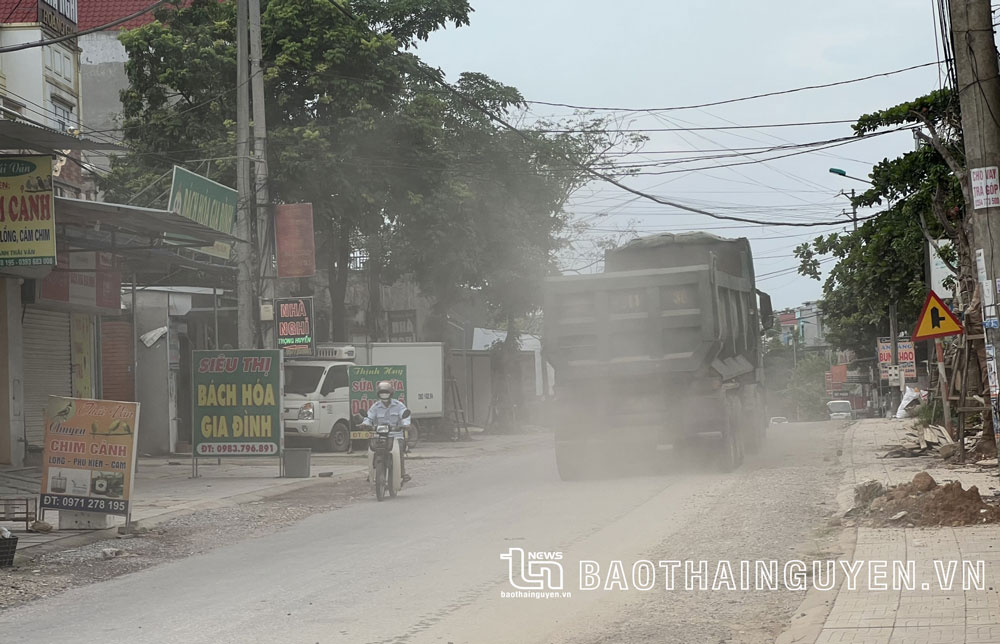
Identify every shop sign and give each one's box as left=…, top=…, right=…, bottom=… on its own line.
left=40, top=397, right=140, bottom=517
left=37, top=249, right=121, bottom=313
left=168, top=166, right=237, bottom=260
left=348, top=365, right=407, bottom=440
left=192, top=350, right=282, bottom=457
left=275, top=297, right=314, bottom=356
left=0, top=155, right=55, bottom=268
left=274, top=203, right=316, bottom=278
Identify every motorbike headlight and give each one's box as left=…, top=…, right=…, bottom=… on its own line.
left=298, top=403, right=314, bottom=420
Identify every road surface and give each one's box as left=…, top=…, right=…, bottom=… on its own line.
left=1, top=421, right=846, bottom=643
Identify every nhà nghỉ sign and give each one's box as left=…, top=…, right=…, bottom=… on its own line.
left=348, top=365, right=407, bottom=440
left=192, top=350, right=282, bottom=456
left=275, top=297, right=314, bottom=356
left=0, top=155, right=55, bottom=267
left=168, top=166, right=237, bottom=259
left=40, top=397, right=140, bottom=517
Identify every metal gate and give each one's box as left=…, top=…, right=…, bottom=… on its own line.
left=23, top=308, right=72, bottom=448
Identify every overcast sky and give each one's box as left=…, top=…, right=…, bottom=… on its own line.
left=414, top=0, right=947, bottom=310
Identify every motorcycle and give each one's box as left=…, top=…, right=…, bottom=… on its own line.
left=360, top=409, right=410, bottom=501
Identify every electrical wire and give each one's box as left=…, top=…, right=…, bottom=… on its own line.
left=524, top=61, right=944, bottom=112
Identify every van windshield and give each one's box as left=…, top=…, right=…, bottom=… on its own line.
left=285, top=365, right=325, bottom=395
left=827, top=401, right=852, bottom=413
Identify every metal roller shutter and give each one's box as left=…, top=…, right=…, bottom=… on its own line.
left=23, top=308, right=72, bottom=447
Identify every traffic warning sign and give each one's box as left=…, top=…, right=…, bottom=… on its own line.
left=912, top=290, right=963, bottom=341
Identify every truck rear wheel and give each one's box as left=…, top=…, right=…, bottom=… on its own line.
left=717, top=395, right=743, bottom=472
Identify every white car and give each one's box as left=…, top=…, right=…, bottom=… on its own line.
left=283, top=359, right=354, bottom=452
left=769, top=416, right=788, bottom=425
left=826, top=400, right=853, bottom=421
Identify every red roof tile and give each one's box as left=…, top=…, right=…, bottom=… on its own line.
left=0, top=0, right=41, bottom=24
left=78, top=0, right=160, bottom=31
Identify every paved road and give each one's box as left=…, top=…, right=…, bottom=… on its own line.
left=0, top=421, right=846, bottom=644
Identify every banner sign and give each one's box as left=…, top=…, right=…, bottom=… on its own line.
left=275, top=297, right=314, bottom=357
left=168, top=166, right=237, bottom=260
left=877, top=337, right=916, bottom=380
left=348, top=365, right=407, bottom=440
left=40, top=397, right=140, bottom=516
left=192, top=350, right=282, bottom=456
left=38, top=248, right=121, bottom=313
left=274, top=203, right=316, bottom=278
left=0, top=155, right=55, bottom=267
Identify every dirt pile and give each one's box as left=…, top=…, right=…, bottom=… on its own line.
left=853, top=473, right=1000, bottom=527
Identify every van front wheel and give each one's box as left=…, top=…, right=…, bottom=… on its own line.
left=328, top=421, right=350, bottom=453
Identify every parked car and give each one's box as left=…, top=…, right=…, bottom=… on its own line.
left=283, top=357, right=354, bottom=452
left=769, top=416, right=788, bottom=425
left=826, top=400, right=853, bottom=421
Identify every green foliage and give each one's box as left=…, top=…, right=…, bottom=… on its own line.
left=102, top=0, right=635, bottom=344
left=794, top=91, right=964, bottom=355
left=783, top=355, right=832, bottom=421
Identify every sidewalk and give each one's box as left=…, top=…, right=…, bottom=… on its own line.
left=785, top=418, right=1000, bottom=644
left=1, top=429, right=549, bottom=556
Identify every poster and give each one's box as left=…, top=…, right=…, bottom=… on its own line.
left=348, top=365, right=407, bottom=440
left=275, top=297, right=314, bottom=357
left=274, top=203, right=316, bottom=278
left=876, top=337, right=915, bottom=380
left=877, top=337, right=891, bottom=380
left=40, top=397, right=140, bottom=517
left=971, top=166, right=1000, bottom=210
left=168, top=166, right=237, bottom=259
left=192, top=350, right=282, bottom=456
left=0, top=155, right=55, bottom=267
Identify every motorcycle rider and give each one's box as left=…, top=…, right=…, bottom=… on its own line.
left=360, top=380, right=411, bottom=482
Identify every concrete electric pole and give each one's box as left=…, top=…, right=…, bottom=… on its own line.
left=234, top=0, right=255, bottom=349
left=249, top=0, right=272, bottom=349
left=949, top=0, right=1000, bottom=447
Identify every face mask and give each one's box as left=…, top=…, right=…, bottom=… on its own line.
left=379, top=393, right=391, bottom=401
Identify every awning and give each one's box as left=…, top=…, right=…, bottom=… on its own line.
left=53, top=197, right=239, bottom=288
left=56, top=197, right=239, bottom=246
left=0, top=120, right=122, bottom=151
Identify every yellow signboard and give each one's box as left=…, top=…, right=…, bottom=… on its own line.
left=0, top=155, right=55, bottom=267
left=40, top=397, right=140, bottom=517
left=913, top=290, right=964, bottom=341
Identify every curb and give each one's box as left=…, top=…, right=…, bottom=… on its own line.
left=11, top=467, right=365, bottom=563
left=775, top=422, right=860, bottom=644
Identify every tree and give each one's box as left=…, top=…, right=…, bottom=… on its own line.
left=794, top=90, right=963, bottom=357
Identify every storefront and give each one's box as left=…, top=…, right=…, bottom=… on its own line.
left=20, top=248, right=120, bottom=457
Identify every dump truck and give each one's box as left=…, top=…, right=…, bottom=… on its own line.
left=543, top=232, right=773, bottom=479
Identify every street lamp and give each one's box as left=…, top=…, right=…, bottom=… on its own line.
left=828, top=168, right=873, bottom=231
left=828, top=167, right=873, bottom=185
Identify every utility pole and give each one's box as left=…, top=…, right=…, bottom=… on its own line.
left=248, top=0, right=271, bottom=349
left=950, top=0, right=1000, bottom=455
left=889, top=302, right=901, bottom=414
left=234, top=0, right=255, bottom=349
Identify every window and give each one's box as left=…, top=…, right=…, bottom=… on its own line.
left=321, top=366, right=348, bottom=395
left=50, top=100, right=74, bottom=132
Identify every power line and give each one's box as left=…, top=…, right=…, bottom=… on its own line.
left=524, top=61, right=944, bottom=112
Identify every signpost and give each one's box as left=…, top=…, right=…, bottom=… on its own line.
left=40, top=397, right=140, bottom=520
left=0, top=155, right=56, bottom=268
left=191, top=350, right=283, bottom=476
left=348, top=365, right=407, bottom=440
left=913, top=290, right=965, bottom=438
left=275, top=297, right=315, bottom=357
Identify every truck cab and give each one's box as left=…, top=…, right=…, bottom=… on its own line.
left=283, top=348, right=355, bottom=452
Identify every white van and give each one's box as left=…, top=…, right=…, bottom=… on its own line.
left=283, top=359, right=354, bottom=452
left=826, top=400, right=853, bottom=421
